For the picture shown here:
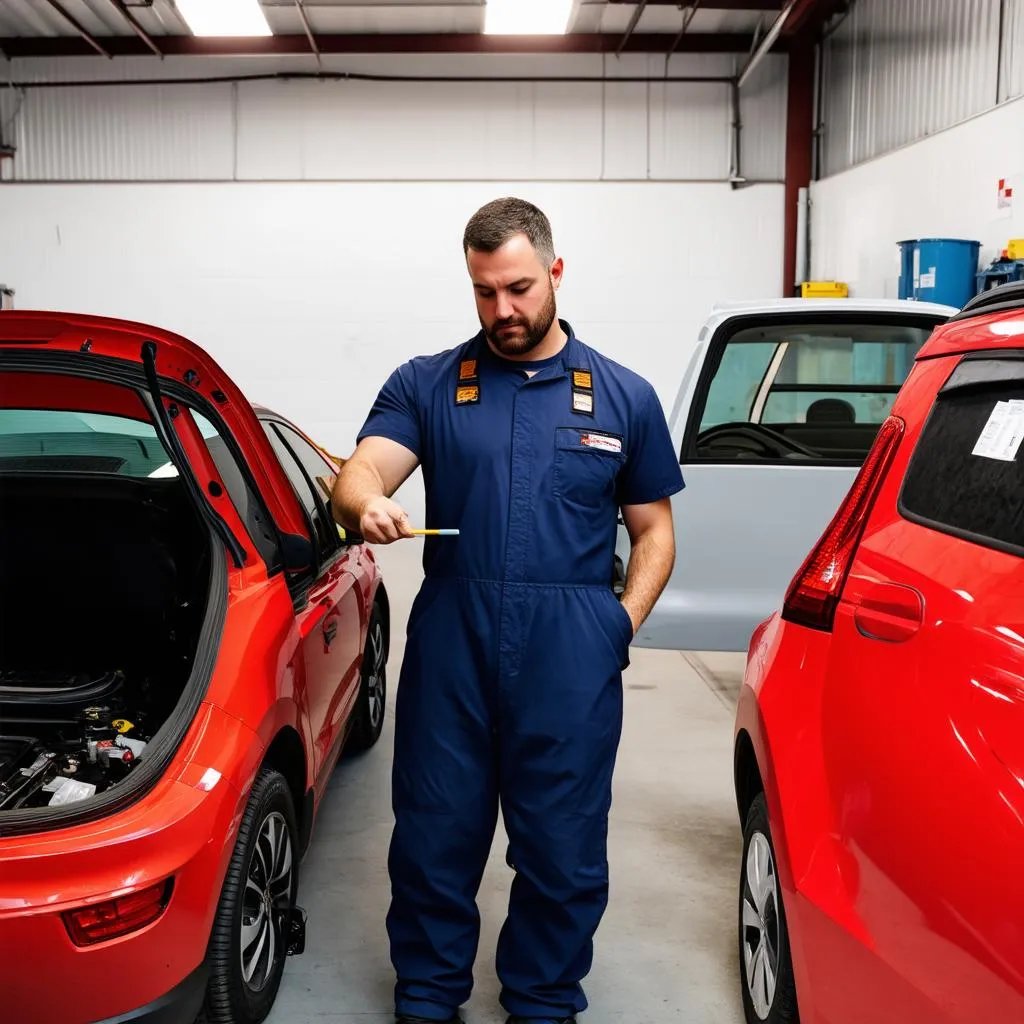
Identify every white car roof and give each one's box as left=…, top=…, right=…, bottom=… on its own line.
left=702, top=296, right=958, bottom=334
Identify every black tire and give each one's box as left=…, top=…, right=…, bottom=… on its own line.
left=199, top=767, right=299, bottom=1024
left=739, top=792, right=799, bottom=1024
left=346, top=601, right=387, bottom=753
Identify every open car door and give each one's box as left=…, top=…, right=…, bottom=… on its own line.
left=620, top=299, right=956, bottom=653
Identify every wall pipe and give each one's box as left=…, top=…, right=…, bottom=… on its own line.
left=6, top=71, right=736, bottom=89
left=782, top=34, right=814, bottom=295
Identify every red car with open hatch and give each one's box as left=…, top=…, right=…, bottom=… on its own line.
left=0, top=310, right=390, bottom=1024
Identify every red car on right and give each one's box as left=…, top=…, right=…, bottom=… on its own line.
left=734, top=280, right=1024, bottom=1024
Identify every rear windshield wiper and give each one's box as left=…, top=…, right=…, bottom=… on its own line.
left=141, top=340, right=247, bottom=569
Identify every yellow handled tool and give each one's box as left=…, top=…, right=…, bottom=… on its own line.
left=410, top=529, right=460, bottom=536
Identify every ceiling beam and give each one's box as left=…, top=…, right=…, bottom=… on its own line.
left=294, top=0, right=322, bottom=64
left=616, top=0, right=650, bottom=57
left=667, top=1, right=703, bottom=58
left=777, top=0, right=848, bottom=36
left=106, top=0, right=162, bottom=57
left=41, top=0, right=112, bottom=59
left=0, top=32, right=765, bottom=58
left=603, top=0, right=783, bottom=8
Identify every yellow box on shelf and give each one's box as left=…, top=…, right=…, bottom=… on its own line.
left=801, top=280, right=849, bottom=299
left=1006, top=239, right=1024, bottom=259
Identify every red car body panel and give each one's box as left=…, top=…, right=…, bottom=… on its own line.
left=0, top=311, right=385, bottom=1023
left=736, top=315, right=1024, bottom=1023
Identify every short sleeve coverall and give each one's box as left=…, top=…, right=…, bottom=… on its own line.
left=357, top=319, right=685, bottom=1022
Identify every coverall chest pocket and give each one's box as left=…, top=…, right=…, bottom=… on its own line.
left=553, top=427, right=626, bottom=508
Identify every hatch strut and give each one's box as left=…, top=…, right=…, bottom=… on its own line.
left=141, top=340, right=247, bottom=568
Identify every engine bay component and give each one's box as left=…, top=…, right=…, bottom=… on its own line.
left=0, top=677, right=151, bottom=811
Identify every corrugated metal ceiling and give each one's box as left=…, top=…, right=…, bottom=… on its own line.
left=0, top=1, right=771, bottom=40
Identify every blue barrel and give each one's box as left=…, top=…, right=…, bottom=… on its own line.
left=897, top=238, right=981, bottom=307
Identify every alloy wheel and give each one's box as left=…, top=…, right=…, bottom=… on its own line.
left=742, top=831, right=780, bottom=1019
left=367, top=619, right=385, bottom=731
left=240, top=811, right=293, bottom=993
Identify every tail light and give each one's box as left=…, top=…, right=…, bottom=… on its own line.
left=782, top=414, right=905, bottom=632
left=63, top=878, right=173, bottom=946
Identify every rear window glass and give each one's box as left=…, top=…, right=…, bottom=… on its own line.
left=900, top=374, right=1024, bottom=557
left=691, top=321, right=935, bottom=464
left=0, top=409, right=174, bottom=476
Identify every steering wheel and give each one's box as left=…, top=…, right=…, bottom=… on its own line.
left=696, top=422, right=821, bottom=459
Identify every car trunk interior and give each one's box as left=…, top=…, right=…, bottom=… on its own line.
left=0, top=472, right=212, bottom=812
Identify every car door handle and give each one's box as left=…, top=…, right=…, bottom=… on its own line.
left=853, top=582, right=924, bottom=643
left=299, top=596, right=331, bottom=639
left=322, top=618, right=338, bottom=645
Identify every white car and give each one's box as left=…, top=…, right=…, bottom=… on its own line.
left=619, top=296, right=957, bottom=652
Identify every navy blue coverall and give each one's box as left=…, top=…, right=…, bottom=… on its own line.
left=357, top=320, right=685, bottom=1021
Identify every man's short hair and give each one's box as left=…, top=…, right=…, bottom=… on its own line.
left=463, top=197, right=556, bottom=267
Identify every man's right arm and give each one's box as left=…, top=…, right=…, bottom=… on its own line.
left=331, top=436, right=420, bottom=544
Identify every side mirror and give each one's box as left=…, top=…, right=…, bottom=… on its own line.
left=280, top=532, right=314, bottom=574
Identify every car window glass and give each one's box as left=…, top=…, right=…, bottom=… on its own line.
left=191, top=412, right=281, bottom=570
left=261, top=421, right=337, bottom=564
left=273, top=424, right=336, bottom=495
left=692, top=321, right=934, bottom=464
left=900, top=373, right=1024, bottom=557
left=0, top=409, right=173, bottom=477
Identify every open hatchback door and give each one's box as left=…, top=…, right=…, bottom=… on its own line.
left=0, top=311, right=315, bottom=829
left=619, top=297, right=957, bottom=653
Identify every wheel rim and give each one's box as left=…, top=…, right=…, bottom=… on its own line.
left=240, top=811, right=293, bottom=993
left=742, top=831, right=780, bottom=1020
left=366, top=619, right=385, bottom=730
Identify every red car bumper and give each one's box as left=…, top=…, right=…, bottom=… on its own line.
left=0, top=703, right=257, bottom=1024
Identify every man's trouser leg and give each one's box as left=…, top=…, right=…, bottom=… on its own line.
left=387, top=579, right=499, bottom=1020
left=494, top=585, right=631, bottom=1020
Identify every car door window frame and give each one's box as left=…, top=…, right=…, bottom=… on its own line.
left=172, top=404, right=288, bottom=574
left=680, top=311, right=949, bottom=468
left=259, top=416, right=343, bottom=583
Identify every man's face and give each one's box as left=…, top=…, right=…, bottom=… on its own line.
left=466, top=233, right=563, bottom=357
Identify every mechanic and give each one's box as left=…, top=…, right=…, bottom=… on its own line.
left=331, top=197, right=684, bottom=1024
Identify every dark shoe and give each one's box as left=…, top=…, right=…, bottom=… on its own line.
left=505, top=1017, right=576, bottom=1024
left=396, top=1016, right=461, bottom=1024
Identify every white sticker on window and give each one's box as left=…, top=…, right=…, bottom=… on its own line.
left=973, top=399, right=1024, bottom=461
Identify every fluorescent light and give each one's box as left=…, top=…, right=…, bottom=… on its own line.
left=175, top=0, right=272, bottom=37
left=484, top=0, right=573, bottom=35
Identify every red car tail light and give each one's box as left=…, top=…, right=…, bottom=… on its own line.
left=63, top=878, right=173, bottom=946
left=782, top=414, right=905, bottom=632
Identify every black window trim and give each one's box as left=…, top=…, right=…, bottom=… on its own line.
left=257, top=413, right=345, bottom=581
left=680, top=310, right=951, bottom=469
left=896, top=349, right=1024, bottom=561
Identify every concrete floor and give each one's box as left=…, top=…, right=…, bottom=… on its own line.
left=271, top=543, right=748, bottom=1024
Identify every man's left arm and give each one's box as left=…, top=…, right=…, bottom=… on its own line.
left=619, top=498, right=676, bottom=634
left=614, top=382, right=685, bottom=634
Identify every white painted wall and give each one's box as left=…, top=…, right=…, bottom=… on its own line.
left=0, top=179, right=783, bottom=519
left=810, top=94, right=1024, bottom=298
left=0, top=53, right=787, bottom=184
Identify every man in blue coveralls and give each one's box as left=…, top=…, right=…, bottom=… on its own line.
left=332, top=198, right=684, bottom=1024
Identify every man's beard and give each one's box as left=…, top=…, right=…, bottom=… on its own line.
left=484, top=286, right=557, bottom=357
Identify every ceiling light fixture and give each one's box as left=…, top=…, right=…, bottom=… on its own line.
left=175, top=0, right=272, bottom=37
left=483, top=0, right=574, bottom=35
